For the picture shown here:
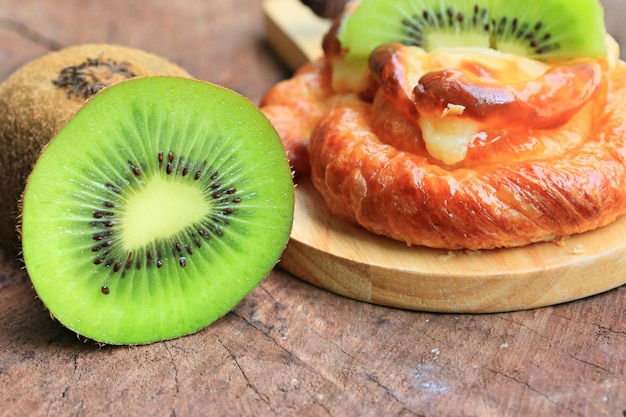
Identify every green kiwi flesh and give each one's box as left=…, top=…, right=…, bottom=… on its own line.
left=337, top=0, right=608, bottom=61
left=20, top=76, right=294, bottom=345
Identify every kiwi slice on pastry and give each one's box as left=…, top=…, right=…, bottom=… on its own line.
left=337, top=0, right=608, bottom=61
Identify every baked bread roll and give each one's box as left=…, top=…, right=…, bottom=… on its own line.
left=260, top=9, right=626, bottom=250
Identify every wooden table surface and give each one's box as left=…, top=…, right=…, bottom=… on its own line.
left=1, top=1, right=625, bottom=416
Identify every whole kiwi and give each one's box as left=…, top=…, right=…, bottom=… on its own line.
left=0, top=44, right=191, bottom=251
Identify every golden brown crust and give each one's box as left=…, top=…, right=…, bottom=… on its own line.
left=308, top=79, right=626, bottom=249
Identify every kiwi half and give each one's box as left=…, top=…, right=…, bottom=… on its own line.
left=0, top=44, right=190, bottom=251
left=337, top=0, right=608, bottom=61
left=20, top=76, right=294, bottom=345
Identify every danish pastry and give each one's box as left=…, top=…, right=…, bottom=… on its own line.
left=260, top=0, right=626, bottom=250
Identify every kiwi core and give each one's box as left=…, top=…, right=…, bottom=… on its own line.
left=121, top=176, right=210, bottom=249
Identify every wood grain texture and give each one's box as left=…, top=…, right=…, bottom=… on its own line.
left=0, top=1, right=625, bottom=416
left=1, top=247, right=625, bottom=416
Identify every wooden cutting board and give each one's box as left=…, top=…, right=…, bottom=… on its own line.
left=263, top=0, right=331, bottom=70
left=263, top=0, right=626, bottom=312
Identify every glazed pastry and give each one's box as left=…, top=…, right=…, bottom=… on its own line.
left=260, top=0, right=626, bottom=250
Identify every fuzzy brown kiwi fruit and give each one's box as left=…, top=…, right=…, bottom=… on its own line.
left=0, top=43, right=191, bottom=251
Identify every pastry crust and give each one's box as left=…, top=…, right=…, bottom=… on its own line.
left=260, top=21, right=626, bottom=250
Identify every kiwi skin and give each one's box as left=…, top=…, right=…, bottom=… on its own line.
left=0, top=44, right=191, bottom=252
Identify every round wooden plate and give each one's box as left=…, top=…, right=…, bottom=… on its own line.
left=278, top=178, right=626, bottom=313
